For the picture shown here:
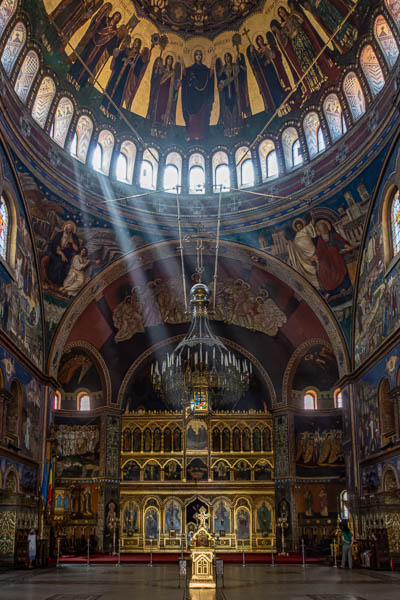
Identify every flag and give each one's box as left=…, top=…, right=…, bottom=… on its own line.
left=48, top=458, right=53, bottom=507
left=40, top=458, right=48, bottom=505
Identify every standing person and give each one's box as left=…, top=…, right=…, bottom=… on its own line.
left=27, top=529, right=37, bottom=569
left=340, top=522, right=353, bottom=568
left=181, top=49, right=215, bottom=141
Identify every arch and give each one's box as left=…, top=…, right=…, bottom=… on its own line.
left=384, top=0, right=400, bottom=29
left=258, top=139, right=278, bottom=182
left=374, top=14, right=399, bottom=68
left=144, top=506, right=159, bottom=539
left=0, top=193, right=9, bottom=261
left=1, top=21, right=26, bottom=75
left=77, top=391, right=90, bottom=411
left=153, top=427, right=161, bottom=452
left=212, top=459, right=231, bottom=481
left=54, top=390, right=61, bottom=410
left=233, top=459, right=251, bottom=481
left=232, top=426, right=241, bottom=452
left=173, top=427, right=182, bottom=452
left=253, top=427, right=261, bottom=452
left=31, top=76, right=56, bottom=128
left=381, top=464, right=399, bottom=491
left=236, top=506, right=250, bottom=539
left=122, top=459, right=140, bottom=481
left=343, top=72, right=366, bottom=122
left=164, top=460, right=182, bottom=481
left=189, top=153, right=206, bottom=194
left=0, top=0, right=18, bottom=37
left=164, top=151, right=182, bottom=193
left=48, top=241, right=350, bottom=383
left=212, top=427, right=221, bottom=452
left=122, top=499, right=140, bottom=533
left=0, top=187, right=17, bottom=269
left=117, top=140, right=136, bottom=184
left=212, top=150, right=230, bottom=192
left=143, top=427, right=152, bottom=452
left=262, top=427, right=271, bottom=451
left=242, top=427, right=251, bottom=452
left=4, top=466, right=19, bottom=492
left=132, top=427, right=142, bottom=452
left=122, top=427, right=132, bottom=453
left=164, top=498, right=182, bottom=533
left=62, top=340, right=112, bottom=406
left=282, top=127, right=302, bottom=169
left=323, top=93, right=346, bottom=142
left=222, top=427, right=231, bottom=452
left=51, top=97, right=74, bottom=147
left=144, top=460, right=161, bottom=481
left=254, top=460, right=273, bottom=481
left=334, top=387, right=343, bottom=409
left=304, top=389, right=317, bottom=410
left=163, top=427, right=172, bottom=453
left=379, top=376, right=394, bottom=442
left=95, top=129, right=114, bottom=176
left=72, top=115, right=93, bottom=163
left=140, top=148, right=159, bottom=190
left=14, top=49, right=39, bottom=103
left=390, top=188, right=400, bottom=258
left=303, top=112, right=325, bottom=158
left=360, top=45, right=385, bottom=97
left=235, top=146, right=254, bottom=188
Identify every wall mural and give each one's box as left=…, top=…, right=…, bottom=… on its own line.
left=292, top=342, right=339, bottom=391
left=58, top=347, right=103, bottom=394
left=16, top=0, right=370, bottom=141
left=0, top=456, right=37, bottom=494
left=354, top=140, right=400, bottom=367
left=0, top=146, right=43, bottom=369
left=295, top=414, right=344, bottom=477
left=0, top=345, right=44, bottom=463
left=54, top=422, right=100, bottom=478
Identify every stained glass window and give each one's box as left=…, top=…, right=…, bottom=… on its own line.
left=96, top=129, right=114, bottom=175
left=303, top=112, right=321, bottom=158
left=14, top=50, right=39, bottom=104
left=1, top=21, right=26, bottom=75
left=140, top=148, right=159, bottom=190
left=31, top=76, right=56, bottom=128
left=266, top=150, right=278, bottom=179
left=119, top=140, right=136, bottom=184
left=385, top=0, right=400, bottom=29
left=164, top=151, right=182, bottom=193
left=340, top=490, right=349, bottom=519
left=304, top=390, right=316, bottom=410
left=0, top=195, right=9, bottom=260
left=0, top=0, right=17, bottom=38
left=282, top=127, right=300, bottom=169
left=391, top=190, right=400, bottom=257
left=374, top=15, right=399, bottom=68
left=259, top=140, right=277, bottom=181
left=78, top=393, right=90, bottom=411
left=212, top=150, right=230, bottom=191
left=51, top=97, right=74, bottom=147
left=189, top=153, right=205, bottom=193
left=235, top=146, right=254, bottom=187
left=360, top=45, right=385, bottom=96
left=323, top=94, right=345, bottom=142
left=73, top=115, right=93, bottom=163
left=335, top=389, right=343, bottom=409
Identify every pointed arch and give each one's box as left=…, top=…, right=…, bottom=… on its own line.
left=1, top=21, right=26, bottom=75
left=14, top=49, right=39, bottom=103
left=31, top=76, right=56, bottom=128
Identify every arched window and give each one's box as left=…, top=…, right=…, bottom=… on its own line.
left=117, top=140, right=136, bottom=184
left=374, top=15, right=399, bottom=68
left=0, top=195, right=9, bottom=261
left=0, top=0, right=18, bottom=38
left=258, top=139, right=278, bottom=182
left=31, top=76, right=56, bottom=128
left=212, top=151, right=230, bottom=192
left=92, top=143, right=102, bottom=171
left=385, top=0, right=400, bottom=30
left=1, top=22, right=26, bottom=75
left=304, top=390, right=317, bottom=410
left=343, top=72, right=366, bottom=122
left=14, top=50, right=39, bottom=103
left=78, top=392, right=90, bottom=411
left=282, top=127, right=302, bottom=170
left=164, top=151, right=182, bottom=193
left=94, top=129, right=114, bottom=175
left=391, top=189, right=400, bottom=257
left=51, top=97, right=74, bottom=147
left=140, top=148, right=159, bottom=190
left=54, top=391, right=61, bottom=410
left=323, top=93, right=346, bottom=142
left=360, top=45, right=385, bottom=97
left=334, top=388, right=343, bottom=409
left=235, top=147, right=254, bottom=187
left=72, top=115, right=93, bottom=163
left=303, top=112, right=325, bottom=158
left=189, top=153, right=206, bottom=194
left=339, top=490, right=349, bottom=519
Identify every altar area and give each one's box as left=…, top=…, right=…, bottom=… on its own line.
left=120, top=406, right=275, bottom=553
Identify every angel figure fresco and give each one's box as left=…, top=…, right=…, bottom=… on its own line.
left=246, top=32, right=294, bottom=115
left=147, top=53, right=181, bottom=137
left=271, top=5, right=340, bottom=104
left=216, top=47, right=251, bottom=137
left=101, top=36, right=153, bottom=117
left=67, top=8, right=123, bottom=91
left=43, top=0, right=105, bottom=54
left=297, top=0, right=358, bottom=54
left=181, top=49, right=215, bottom=141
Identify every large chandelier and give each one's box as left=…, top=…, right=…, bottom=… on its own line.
left=150, top=282, right=251, bottom=410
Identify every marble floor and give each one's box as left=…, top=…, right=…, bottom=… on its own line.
left=0, top=564, right=399, bottom=600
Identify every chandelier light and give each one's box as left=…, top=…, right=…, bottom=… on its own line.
left=151, top=282, right=251, bottom=410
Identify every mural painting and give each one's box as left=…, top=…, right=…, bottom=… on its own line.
left=295, top=415, right=344, bottom=477
left=145, top=507, right=159, bottom=538
left=236, top=507, right=250, bottom=539
left=256, top=500, right=271, bottom=535
left=0, top=147, right=43, bottom=369
left=296, top=482, right=343, bottom=517
left=186, top=420, right=208, bottom=450
left=213, top=500, right=230, bottom=535
left=55, top=423, right=100, bottom=478
left=122, top=460, right=140, bottom=481
left=165, top=499, right=181, bottom=533
left=123, top=500, right=139, bottom=534
left=164, top=461, right=182, bottom=481
left=58, top=347, right=103, bottom=395
left=292, top=343, right=339, bottom=391
left=0, top=457, right=37, bottom=494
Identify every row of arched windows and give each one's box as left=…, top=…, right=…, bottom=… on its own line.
left=303, top=388, right=343, bottom=410
left=53, top=390, right=90, bottom=412
left=212, top=426, right=271, bottom=453
left=0, top=6, right=398, bottom=196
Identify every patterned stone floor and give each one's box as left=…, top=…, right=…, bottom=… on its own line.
left=0, top=564, right=399, bottom=600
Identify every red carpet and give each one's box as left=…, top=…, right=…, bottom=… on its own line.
left=52, top=552, right=323, bottom=565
